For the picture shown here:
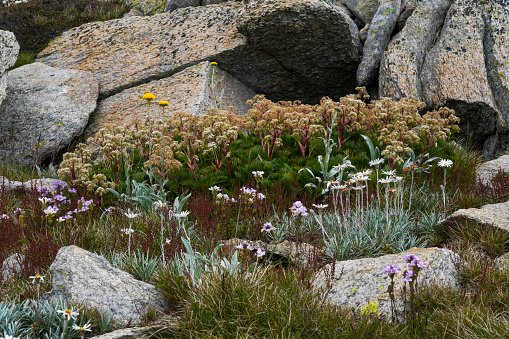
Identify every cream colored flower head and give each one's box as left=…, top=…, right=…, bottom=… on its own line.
left=57, top=308, right=79, bottom=320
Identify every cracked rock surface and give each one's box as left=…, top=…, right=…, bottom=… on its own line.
left=42, top=245, right=167, bottom=328
left=38, top=0, right=361, bottom=104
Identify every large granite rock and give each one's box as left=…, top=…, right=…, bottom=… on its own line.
left=357, top=0, right=402, bottom=86
left=313, top=247, right=459, bottom=317
left=0, top=30, right=19, bottom=107
left=381, top=0, right=509, bottom=158
left=42, top=246, right=167, bottom=327
left=38, top=0, right=361, bottom=103
left=223, top=239, right=322, bottom=268
left=0, top=176, right=66, bottom=194
left=341, top=0, right=378, bottom=25
left=477, top=154, right=509, bottom=183
left=83, top=61, right=255, bottom=140
left=435, top=200, right=509, bottom=237
left=90, top=326, right=171, bottom=339
left=379, top=0, right=453, bottom=101
left=397, top=0, right=425, bottom=29
left=1, top=253, right=24, bottom=282
left=0, top=63, right=98, bottom=166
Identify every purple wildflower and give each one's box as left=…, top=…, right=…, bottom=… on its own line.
left=261, top=222, right=276, bottom=234
left=53, top=195, right=67, bottom=202
left=382, top=265, right=401, bottom=276
left=403, top=270, right=416, bottom=282
left=256, top=248, right=266, bottom=258
left=68, top=188, right=77, bottom=194
left=290, top=201, right=308, bottom=217
left=53, top=181, right=67, bottom=191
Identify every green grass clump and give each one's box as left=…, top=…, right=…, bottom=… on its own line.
left=0, top=0, right=129, bottom=62
left=168, top=266, right=398, bottom=338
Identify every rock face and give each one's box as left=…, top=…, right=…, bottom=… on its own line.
left=90, top=326, right=170, bottom=339
left=0, top=177, right=66, bottom=193
left=42, top=245, right=167, bottom=327
left=38, top=0, right=361, bottom=103
left=379, top=0, right=453, bottom=101
left=223, top=239, right=322, bottom=267
left=341, top=0, right=379, bottom=24
left=381, top=0, right=509, bottom=159
left=1, top=253, right=24, bottom=282
left=0, top=63, right=98, bottom=166
left=0, top=30, right=19, bottom=107
left=477, top=154, right=509, bottom=183
left=83, top=61, right=255, bottom=140
left=357, top=0, right=402, bottom=86
left=313, top=247, right=459, bottom=317
left=435, top=200, right=509, bottom=237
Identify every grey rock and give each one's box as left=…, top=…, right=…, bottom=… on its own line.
left=313, top=247, right=459, bottom=317
left=83, top=61, right=255, bottom=141
left=496, top=252, right=509, bottom=271
left=223, top=239, right=322, bottom=268
left=42, top=245, right=167, bottom=327
left=359, top=24, right=370, bottom=43
left=341, top=0, right=379, bottom=24
left=357, top=0, right=402, bottom=86
left=0, top=63, right=98, bottom=166
left=379, top=0, right=453, bottom=101
left=397, top=0, right=424, bottom=29
left=0, top=30, right=19, bottom=107
left=0, top=176, right=67, bottom=194
left=477, top=154, right=509, bottom=183
left=38, top=0, right=361, bottom=104
left=1, top=253, right=24, bottom=281
left=420, top=0, right=509, bottom=158
left=435, top=200, right=509, bottom=237
left=90, top=326, right=170, bottom=339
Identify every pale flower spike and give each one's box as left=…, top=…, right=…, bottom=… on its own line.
left=124, top=209, right=139, bottom=219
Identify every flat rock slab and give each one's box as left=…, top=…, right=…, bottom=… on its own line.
left=1, top=253, right=24, bottom=282
left=436, top=200, right=509, bottom=236
left=90, top=326, right=170, bottom=339
left=0, top=62, right=98, bottom=166
left=0, top=177, right=66, bottom=194
left=38, top=0, right=361, bottom=103
left=83, top=61, right=254, bottom=140
left=0, top=30, right=19, bottom=107
left=476, top=154, right=509, bottom=182
left=42, top=245, right=167, bottom=327
left=223, top=239, right=321, bottom=268
left=313, top=247, right=459, bottom=317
